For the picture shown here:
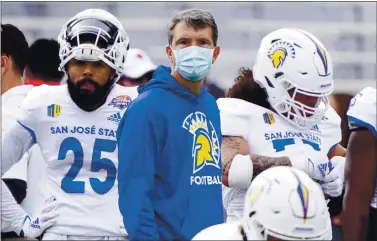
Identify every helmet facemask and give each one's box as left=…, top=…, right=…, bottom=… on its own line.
left=271, top=78, right=333, bottom=130
left=58, top=17, right=129, bottom=82
left=252, top=29, right=335, bottom=130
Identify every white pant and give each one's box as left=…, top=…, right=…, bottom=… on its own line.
left=43, top=233, right=128, bottom=240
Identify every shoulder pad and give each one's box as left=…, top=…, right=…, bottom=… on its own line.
left=21, top=84, right=55, bottom=110
left=347, top=87, right=376, bottom=135
left=217, top=98, right=258, bottom=140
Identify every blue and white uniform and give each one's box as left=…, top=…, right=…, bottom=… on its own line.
left=217, top=97, right=341, bottom=221
left=2, top=84, right=138, bottom=238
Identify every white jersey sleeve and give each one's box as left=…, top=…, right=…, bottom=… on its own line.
left=217, top=98, right=252, bottom=140
left=2, top=85, right=34, bottom=180
left=1, top=180, right=27, bottom=234
left=1, top=86, right=43, bottom=175
left=2, top=152, right=29, bottom=181
left=347, top=87, right=376, bottom=137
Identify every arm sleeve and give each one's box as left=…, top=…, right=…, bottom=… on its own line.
left=1, top=180, right=28, bottom=235
left=2, top=152, right=29, bottom=182
left=117, top=100, right=161, bottom=240
left=2, top=106, right=36, bottom=175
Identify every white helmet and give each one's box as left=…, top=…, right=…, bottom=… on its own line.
left=242, top=166, right=332, bottom=240
left=58, top=9, right=130, bottom=82
left=253, top=28, right=334, bottom=129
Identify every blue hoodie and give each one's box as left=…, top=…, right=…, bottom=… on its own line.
left=117, top=66, right=224, bottom=240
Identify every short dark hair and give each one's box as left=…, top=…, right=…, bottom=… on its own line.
left=1, top=24, right=29, bottom=74
left=226, top=67, right=272, bottom=110
left=28, top=38, right=64, bottom=80
left=168, top=8, right=218, bottom=46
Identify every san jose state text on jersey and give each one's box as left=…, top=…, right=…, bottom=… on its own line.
left=264, top=130, right=322, bottom=152
left=50, top=125, right=117, bottom=137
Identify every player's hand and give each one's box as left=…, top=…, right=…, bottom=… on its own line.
left=320, top=156, right=345, bottom=197
left=21, top=196, right=59, bottom=239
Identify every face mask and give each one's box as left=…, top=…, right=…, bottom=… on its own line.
left=172, top=46, right=214, bottom=82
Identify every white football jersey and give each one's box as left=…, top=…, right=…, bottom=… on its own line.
left=2, top=84, right=138, bottom=236
left=347, top=87, right=377, bottom=208
left=217, top=98, right=341, bottom=221
left=2, top=84, right=49, bottom=218
left=192, top=222, right=252, bottom=240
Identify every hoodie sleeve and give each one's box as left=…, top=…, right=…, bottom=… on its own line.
left=117, top=97, right=161, bottom=240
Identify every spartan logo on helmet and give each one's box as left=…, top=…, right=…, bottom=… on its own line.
left=267, top=40, right=296, bottom=69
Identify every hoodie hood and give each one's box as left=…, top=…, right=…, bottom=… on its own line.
left=137, top=65, right=206, bottom=101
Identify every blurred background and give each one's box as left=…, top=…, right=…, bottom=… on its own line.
left=2, top=1, right=376, bottom=96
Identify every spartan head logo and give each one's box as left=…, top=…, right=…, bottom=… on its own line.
left=267, top=40, right=296, bottom=69
left=182, top=112, right=220, bottom=174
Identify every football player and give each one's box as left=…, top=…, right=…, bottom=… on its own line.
left=342, top=87, right=377, bottom=241
left=193, top=166, right=332, bottom=240
left=1, top=23, right=58, bottom=240
left=3, top=38, right=65, bottom=220
left=2, top=9, right=137, bottom=239
left=218, top=28, right=346, bottom=222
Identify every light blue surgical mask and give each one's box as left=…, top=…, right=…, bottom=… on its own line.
left=172, top=46, right=215, bottom=82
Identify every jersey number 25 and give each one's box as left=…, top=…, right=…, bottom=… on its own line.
left=58, top=137, right=117, bottom=194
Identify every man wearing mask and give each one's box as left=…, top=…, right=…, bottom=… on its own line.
left=117, top=8, right=223, bottom=241
left=117, top=48, right=156, bottom=87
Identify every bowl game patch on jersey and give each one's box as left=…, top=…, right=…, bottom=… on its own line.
left=108, top=95, right=132, bottom=110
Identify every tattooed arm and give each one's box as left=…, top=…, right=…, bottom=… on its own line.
left=222, top=136, right=291, bottom=187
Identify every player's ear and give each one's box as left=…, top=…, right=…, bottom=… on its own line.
left=1, top=55, right=10, bottom=75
